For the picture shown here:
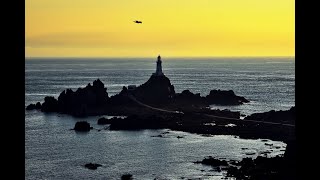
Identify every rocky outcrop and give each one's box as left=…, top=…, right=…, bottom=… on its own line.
left=26, top=76, right=250, bottom=117
left=205, top=90, right=249, bottom=105
left=41, top=96, right=59, bottom=112
left=73, top=121, right=92, bottom=132
left=108, top=86, right=135, bottom=106
left=57, top=79, right=109, bottom=116
left=26, top=79, right=109, bottom=116
left=26, top=102, right=42, bottom=110
left=131, top=74, right=175, bottom=105
left=244, top=106, right=295, bottom=124
left=173, top=90, right=206, bottom=106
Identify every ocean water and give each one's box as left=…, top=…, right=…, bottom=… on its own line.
left=25, top=57, right=294, bottom=179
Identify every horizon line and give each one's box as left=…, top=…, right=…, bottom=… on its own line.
left=25, top=55, right=295, bottom=59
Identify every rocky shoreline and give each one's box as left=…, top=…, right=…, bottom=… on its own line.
left=26, top=75, right=295, bottom=142
left=26, top=74, right=296, bottom=179
left=26, top=74, right=249, bottom=116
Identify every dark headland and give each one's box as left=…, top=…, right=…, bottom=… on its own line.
left=26, top=55, right=296, bottom=179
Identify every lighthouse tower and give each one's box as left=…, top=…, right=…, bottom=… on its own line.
left=153, top=55, right=164, bottom=76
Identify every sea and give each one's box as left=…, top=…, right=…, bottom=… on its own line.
left=25, top=57, right=294, bottom=180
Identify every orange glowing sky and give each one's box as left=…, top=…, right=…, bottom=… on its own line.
left=26, top=0, right=294, bottom=57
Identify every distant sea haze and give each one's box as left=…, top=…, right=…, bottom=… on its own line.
left=25, top=57, right=295, bottom=115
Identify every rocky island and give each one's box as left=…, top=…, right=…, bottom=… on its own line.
left=26, top=55, right=296, bottom=179
left=26, top=55, right=295, bottom=142
left=26, top=55, right=249, bottom=117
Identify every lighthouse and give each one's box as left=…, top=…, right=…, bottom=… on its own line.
left=153, top=55, right=164, bottom=76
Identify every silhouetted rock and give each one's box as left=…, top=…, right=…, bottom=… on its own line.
left=195, top=156, right=228, bottom=166
left=41, top=96, right=58, bottom=112
left=73, top=121, right=91, bottom=132
left=225, top=154, right=296, bottom=180
left=108, top=87, right=135, bottom=106
left=26, top=104, right=36, bottom=110
left=245, top=106, right=295, bottom=124
left=131, top=74, right=175, bottom=104
left=205, top=89, right=249, bottom=105
left=84, top=163, right=102, bottom=170
left=121, top=174, right=133, bottom=180
left=27, top=102, right=42, bottom=110
left=173, top=90, right=206, bottom=106
left=282, top=140, right=296, bottom=179
left=57, top=79, right=109, bottom=116
left=97, top=117, right=112, bottom=125
left=35, top=102, right=42, bottom=109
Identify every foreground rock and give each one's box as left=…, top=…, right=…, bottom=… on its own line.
left=227, top=155, right=290, bottom=179
left=193, top=140, right=296, bottom=179
left=84, top=163, right=102, bottom=170
left=73, top=121, right=92, bottom=132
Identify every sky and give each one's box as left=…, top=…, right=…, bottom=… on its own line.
left=26, top=0, right=294, bottom=58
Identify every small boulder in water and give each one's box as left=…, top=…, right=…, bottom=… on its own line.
left=74, top=121, right=91, bottom=132
left=84, top=163, right=102, bottom=170
left=121, top=174, right=133, bottom=180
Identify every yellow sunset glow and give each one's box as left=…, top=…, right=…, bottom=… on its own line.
left=26, top=0, right=294, bottom=57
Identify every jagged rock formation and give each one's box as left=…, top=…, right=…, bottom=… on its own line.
left=27, top=76, right=250, bottom=116
left=173, top=89, right=249, bottom=106
left=57, top=79, right=108, bottom=116
left=26, top=102, right=42, bottom=110
left=34, top=79, right=109, bottom=116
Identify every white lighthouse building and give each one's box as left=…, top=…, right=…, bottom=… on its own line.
left=153, top=55, right=164, bottom=76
